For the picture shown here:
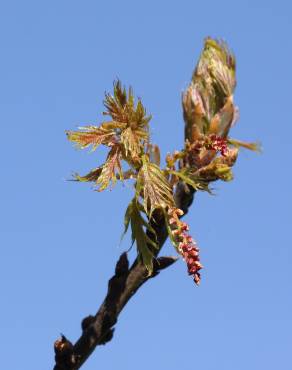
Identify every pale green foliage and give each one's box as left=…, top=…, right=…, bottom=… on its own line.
left=67, top=80, right=152, bottom=190
left=168, top=169, right=210, bottom=192
left=228, top=138, right=261, bottom=152
left=123, top=199, right=157, bottom=274
left=73, top=167, right=102, bottom=183
left=136, top=156, right=174, bottom=217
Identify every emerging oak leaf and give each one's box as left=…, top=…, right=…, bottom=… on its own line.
left=95, top=145, right=123, bottom=191
left=73, top=167, right=102, bottom=183
left=123, top=199, right=157, bottom=274
left=67, top=81, right=154, bottom=191
left=103, top=80, right=130, bottom=121
left=73, top=167, right=136, bottom=186
left=66, top=125, right=117, bottom=151
left=104, top=81, right=151, bottom=162
left=121, top=126, right=148, bottom=161
left=136, top=155, right=174, bottom=217
left=167, top=169, right=210, bottom=192
left=67, top=80, right=151, bottom=165
left=104, top=82, right=151, bottom=125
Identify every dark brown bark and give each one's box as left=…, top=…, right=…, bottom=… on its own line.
left=53, top=185, right=194, bottom=370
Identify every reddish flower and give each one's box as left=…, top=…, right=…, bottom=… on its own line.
left=168, top=208, right=202, bottom=284
left=209, top=134, right=229, bottom=156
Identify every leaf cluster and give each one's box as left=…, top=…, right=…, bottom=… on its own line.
left=67, top=80, right=152, bottom=191
left=66, top=38, right=258, bottom=277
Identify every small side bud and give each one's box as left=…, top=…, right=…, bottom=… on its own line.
left=81, top=315, right=95, bottom=331
left=115, top=252, right=129, bottom=277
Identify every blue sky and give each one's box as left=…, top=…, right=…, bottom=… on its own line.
left=1, top=1, right=291, bottom=369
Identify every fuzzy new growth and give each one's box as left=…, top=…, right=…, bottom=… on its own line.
left=66, top=38, right=257, bottom=284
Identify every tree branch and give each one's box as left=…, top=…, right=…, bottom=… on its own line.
left=53, top=186, right=194, bottom=370
left=53, top=37, right=247, bottom=369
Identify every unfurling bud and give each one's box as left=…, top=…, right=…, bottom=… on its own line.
left=183, top=38, right=237, bottom=143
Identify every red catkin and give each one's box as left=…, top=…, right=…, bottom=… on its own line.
left=167, top=208, right=202, bottom=285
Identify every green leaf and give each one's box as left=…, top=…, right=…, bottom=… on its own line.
left=73, top=167, right=102, bottom=183
left=168, top=169, right=210, bottom=192
left=228, top=138, right=261, bottom=152
left=136, top=155, right=174, bottom=217
left=122, top=199, right=157, bottom=274
left=214, top=164, right=233, bottom=181
left=121, top=200, right=133, bottom=241
left=194, top=158, right=234, bottom=182
left=100, top=121, right=127, bottom=131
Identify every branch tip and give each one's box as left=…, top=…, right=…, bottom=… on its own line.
left=115, top=252, right=129, bottom=277
left=154, top=256, right=179, bottom=271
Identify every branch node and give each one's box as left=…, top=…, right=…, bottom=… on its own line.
left=81, top=315, right=95, bottom=332
left=54, top=335, right=78, bottom=369
left=99, top=328, right=115, bottom=345
left=154, top=256, right=179, bottom=271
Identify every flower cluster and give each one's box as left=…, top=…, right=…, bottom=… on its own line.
left=208, top=134, right=228, bottom=156
left=167, top=208, right=202, bottom=285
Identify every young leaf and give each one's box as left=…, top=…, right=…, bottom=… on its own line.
left=194, top=157, right=234, bottom=182
left=122, top=199, right=157, bottom=274
left=136, top=156, right=174, bottom=217
left=73, top=167, right=102, bottom=183
left=168, top=169, right=210, bottom=192
left=102, top=80, right=152, bottom=162
left=96, top=145, right=123, bottom=191
left=228, top=138, right=261, bottom=152
left=121, top=127, right=147, bottom=160
left=66, top=125, right=116, bottom=151
left=73, top=167, right=135, bottom=186
left=121, top=199, right=133, bottom=241
left=103, top=80, right=151, bottom=131
left=103, top=80, right=128, bottom=120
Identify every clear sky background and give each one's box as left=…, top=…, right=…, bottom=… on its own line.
left=1, top=1, right=291, bottom=369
